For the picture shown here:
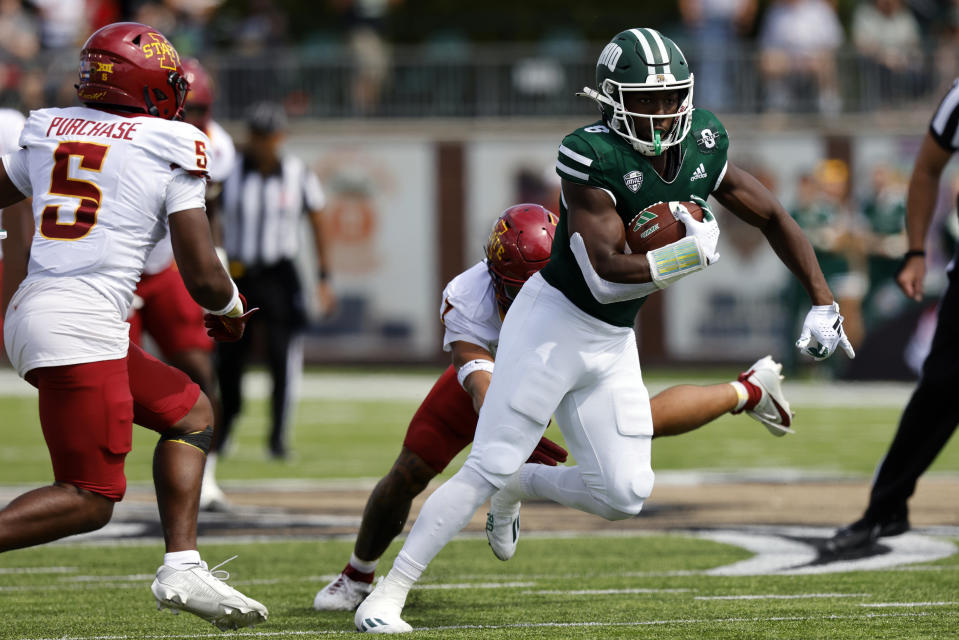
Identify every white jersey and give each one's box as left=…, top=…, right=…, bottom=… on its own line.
left=440, top=261, right=502, bottom=356
left=142, top=119, right=235, bottom=275
left=2, top=106, right=209, bottom=376
left=0, top=108, right=25, bottom=260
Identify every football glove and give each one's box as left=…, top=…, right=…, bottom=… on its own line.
left=526, top=436, right=568, bottom=466
left=795, top=302, right=856, bottom=360
left=204, top=293, right=259, bottom=342
left=677, top=197, right=720, bottom=265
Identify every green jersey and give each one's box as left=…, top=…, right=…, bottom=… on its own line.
left=541, top=109, right=730, bottom=327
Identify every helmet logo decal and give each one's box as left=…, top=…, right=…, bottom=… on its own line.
left=488, top=219, right=509, bottom=261
left=597, top=43, right=622, bottom=71
left=95, top=62, right=113, bottom=80
left=623, top=170, right=644, bottom=193
left=143, top=32, right=180, bottom=71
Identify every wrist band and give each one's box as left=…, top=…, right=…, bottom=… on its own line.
left=456, top=359, right=494, bottom=388
left=205, top=280, right=241, bottom=316
left=903, top=249, right=925, bottom=260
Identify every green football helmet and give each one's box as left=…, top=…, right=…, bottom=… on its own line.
left=580, top=28, right=694, bottom=157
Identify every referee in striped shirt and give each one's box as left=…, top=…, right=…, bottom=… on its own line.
left=216, top=102, right=335, bottom=460
left=828, top=80, right=959, bottom=551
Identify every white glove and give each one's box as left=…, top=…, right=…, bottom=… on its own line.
left=675, top=199, right=720, bottom=265
left=796, top=302, right=856, bottom=360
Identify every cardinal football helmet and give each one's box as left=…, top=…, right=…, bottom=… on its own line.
left=77, top=22, right=189, bottom=120
left=485, top=203, right=558, bottom=313
left=182, top=57, right=214, bottom=130
left=580, top=28, right=694, bottom=157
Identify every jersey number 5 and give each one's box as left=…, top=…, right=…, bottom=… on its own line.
left=40, top=141, right=109, bottom=240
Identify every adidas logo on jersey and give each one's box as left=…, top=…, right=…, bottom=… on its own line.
left=691, top=163, right=708, bottom=181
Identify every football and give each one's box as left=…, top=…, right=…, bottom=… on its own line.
left=626, top=200, right=705, bottom=254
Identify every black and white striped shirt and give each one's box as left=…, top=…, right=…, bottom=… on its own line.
left=221, top=153, right=326, bottom=268
left=930, top=79, right=959, bottom=152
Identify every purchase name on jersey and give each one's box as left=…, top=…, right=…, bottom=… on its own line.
left=46, top=117, right=141, bottom=141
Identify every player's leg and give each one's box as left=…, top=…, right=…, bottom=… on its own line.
left=0, top=360, right=130, bottom=551
left=489, top=329, right=654, bottom=563
left=355, top=274, right=574, bottom=632
left=316, top=366, right=477, bottom=611
left=829, top=273, right=959, bottom=552
left=140, top=266, right=227, bottom=510
left=129, top=343, right=268, bottom=629
left=651, top=355, right=792, bottom=437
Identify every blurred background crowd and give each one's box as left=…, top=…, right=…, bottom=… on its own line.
left=3, top=0, right=959, bottom=381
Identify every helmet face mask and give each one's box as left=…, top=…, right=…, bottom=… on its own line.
left=76, top=22, right=189, bottom=121
left=484, top=203, right=558, bottom=314
left=582, top=28, right=694, bottom=157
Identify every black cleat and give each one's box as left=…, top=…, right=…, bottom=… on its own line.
left=825, top=515, right=910, bottom=554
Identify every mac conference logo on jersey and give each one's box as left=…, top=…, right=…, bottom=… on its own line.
left=623, top=170, right=643, bottom=193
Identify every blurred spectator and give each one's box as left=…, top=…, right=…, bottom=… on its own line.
left=31, top=0, right=87, bottom=50
left=331, top=0, right=402, bottom=115
left=852, top=0, right=923, bottom=105
left=785, top=160, right=867, bottom=369
left=859, top=163, right=909, bottom=327
left=758, top=0, right=844, bottom=115
left=679, top=0, right=757, bottom=112
left=0, top=0, right=39, bottom=105
left=234, top=0, right=289, bottom=53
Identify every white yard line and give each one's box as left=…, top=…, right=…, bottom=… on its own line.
left=859, top=601, right=959, bottom=607
left=19, top=611, right=952, bottom=640
left=696, top=593, right=868, bottom=600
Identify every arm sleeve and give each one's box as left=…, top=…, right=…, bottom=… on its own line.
left=2, top=149, right=32, bottom=197
left=303, top=167, right=326, bottom=212
left=165, top=170, right=208, bottom=214
left=929, top=79, right=959, bottom=151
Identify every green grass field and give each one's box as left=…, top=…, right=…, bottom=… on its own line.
left=1, top=370, right=958, bottom=639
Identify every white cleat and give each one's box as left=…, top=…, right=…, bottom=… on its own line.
left=313, top=572, right=373, bottom=611
left=151, top=557, right=268, bottom=630
left=486, top=486, right=521, bottom=561
left=199, top=478, right=231, bottom=512
left=354, top=578, right=413, bottom=633
left=739, top=355, right=795, bottom=437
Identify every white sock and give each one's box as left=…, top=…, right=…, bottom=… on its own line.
left=350, top=552, right=378, bottom=574
left=523, top=464, right=628, bottom=520
left=164, top=549, right=201, bottom=569
left=730, top=381, right=749, bottom=412
left=396, top=464, right=496, bottom=571
left=203, top=453, right=218, bottom=482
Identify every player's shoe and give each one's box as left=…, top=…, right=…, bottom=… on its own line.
left=354, top=576, right=413, bottom=633
left=486, top=477, right=522, bottom=561
left=199, top=476, right=230, bottom=512
left=738, top=355, right=794, bottom=436
left=314, top=571, right=373, bottom=611
left=824, top=514, right=910, bottom=554
left=151, top=557, right=268, bottom=630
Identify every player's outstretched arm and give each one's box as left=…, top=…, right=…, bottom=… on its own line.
left=713, top=161, right=833, bottom=306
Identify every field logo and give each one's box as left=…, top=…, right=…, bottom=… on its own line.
left=624, top=170, right=644, bottom=193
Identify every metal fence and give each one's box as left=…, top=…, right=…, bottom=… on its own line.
left=194, top=42, right=953, bottom=122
